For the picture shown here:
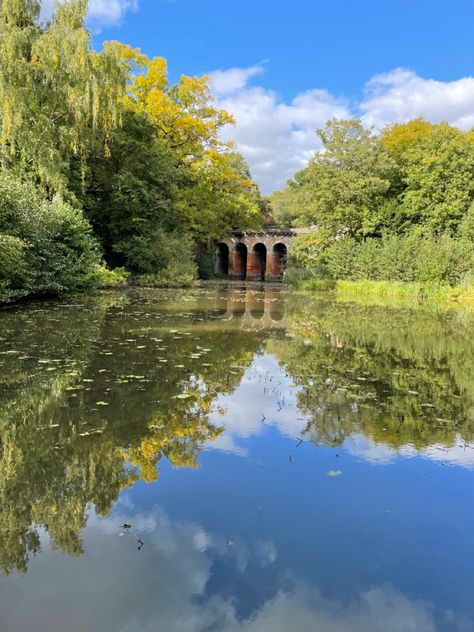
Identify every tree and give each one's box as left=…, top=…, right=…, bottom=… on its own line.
left=107, top=44, right=262, bottom=240
left=0, top=0, right=127, bottom=194
left=73, top=109, right=178, bottom=269
left=287, top=119, right=398, bottom=237
left=400, top=123, right=474, bottom=233
left=382, top=119, right=434, bottom=162
left=0, top=172, right=103, bottom=302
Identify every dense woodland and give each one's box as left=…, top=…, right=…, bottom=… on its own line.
left=0, top=0, right=263, bottom=303
left=273, top=119, right=474, bottom=289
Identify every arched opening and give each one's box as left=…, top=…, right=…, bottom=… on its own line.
left=233, top=243, right=247, bottom=280
left=249, top=291, right=265, bottom=319
left=248, top=243, right=267, bottom=281
left=215, top=243, right=229, bottom=276
left=270, top=243, right=288, bottom=279
left=268, top=289, right=285, bottom=321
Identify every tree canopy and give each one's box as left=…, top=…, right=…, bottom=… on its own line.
left=273, top=118, right=474, bottom=287
left=0, top=0, right=263, bottom=302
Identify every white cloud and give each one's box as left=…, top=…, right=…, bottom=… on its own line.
left=0, top=506, right=466, bottom=631
left=209, top=66, right=350, bottom=194
left=361, top=68, right=474, bottom=130
left=211, top=64, right=266, bottom=96
left=209, top=64, right=474, bottom=194
left=40, top=0, right=138, bottom=29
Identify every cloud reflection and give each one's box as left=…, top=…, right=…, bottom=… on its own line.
left=0, top=507, right=469, bottom=631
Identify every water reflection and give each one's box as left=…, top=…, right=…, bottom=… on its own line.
left=220, top=284, right=288, bottom=329
left=268, top=300, right=474, bottom=459
left=0, top=506, right=466, bottom=632
left=1, top=286, right=474, bottom=629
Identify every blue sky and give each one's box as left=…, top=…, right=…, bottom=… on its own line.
left=44, top=0, right=474, bottom=192
left=92, top=0, right=474, bottom=100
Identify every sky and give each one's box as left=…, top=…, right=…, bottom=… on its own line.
left=42, top=0, right=474, bottom=193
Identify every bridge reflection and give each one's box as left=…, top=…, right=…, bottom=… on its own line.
left=214, top=284, right=287, bottom=330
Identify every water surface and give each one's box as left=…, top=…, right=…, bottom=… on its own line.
left=1, top=284, right=474, bottom=631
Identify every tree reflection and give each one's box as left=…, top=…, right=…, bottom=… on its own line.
left=4, top=286, right=474, bottom=576
left=0, top=289, right=264, bottom=574
left=269, top=299, right=474, bottom=450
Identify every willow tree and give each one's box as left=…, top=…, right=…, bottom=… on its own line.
left=0, top=0, right=127, bottom=194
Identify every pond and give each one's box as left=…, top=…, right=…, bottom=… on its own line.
left=0, top=284, right=474, bottom=631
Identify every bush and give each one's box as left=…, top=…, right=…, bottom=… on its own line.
left=0, top=174, right=103, bottom=303
left=288, top=228, right=474, bottom=288
left=93, top=265, right=130, bottom=288
left=196, top=246, right=217, bottom=280
left=134, top=259, right=197, bottom=289
left=114, top=227, right=198, bottom=286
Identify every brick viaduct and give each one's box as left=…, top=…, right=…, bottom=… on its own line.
left=215, top=229, right=304, bottom=282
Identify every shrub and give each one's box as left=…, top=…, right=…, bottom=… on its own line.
left=114, top=227, right=198, bottom=285
left=288, top=227, right=474, bottom=288
left=93, top=265, right=130, bottom=288
left=0, top=174, right=103, bottom=303
left=196, top=245, right=217, bottom=280
left=134, top=260, right=197, bottom=289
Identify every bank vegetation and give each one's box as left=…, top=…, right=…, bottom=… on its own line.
left=273, top=119, right=474, bottom=303
left=0, top=0, right=264, bottom=304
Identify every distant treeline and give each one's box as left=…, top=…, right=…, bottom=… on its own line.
left=0, top=0, right=264, bottom=304
left=272, top=119, right=474, bottom=288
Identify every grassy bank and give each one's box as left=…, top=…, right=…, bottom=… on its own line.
left=297, top=278, right=474, bottom=308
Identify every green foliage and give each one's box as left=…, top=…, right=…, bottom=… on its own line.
left=0, top=0, right=127, bottom=193
left=294, top=232, right=474, bottom=287
left=134, top=268, right=197, bottom=289
left=0, top=173, right=103, bottom=302
left=279, top=118, right=474, bottom=289
left=196, top=245, right=218, bottom=280
left=129, top=231, right=198, bottom=287
left=92, top=265, right=130, bottom=288
left=81, top=113, right=179, bottom=270
left=279, top=119, right=398, bottom=237
left=0, top=1, right=263, bottom=304
left=400, top=124, right=474, bottom=233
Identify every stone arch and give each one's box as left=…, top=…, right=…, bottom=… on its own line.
left=232, top=243, right=248, bottom=280
left=215, top=243, right=229, bottom=276
left=269, top=242, right=288, bottom=279
left=248, top=243, right=267, bottom=281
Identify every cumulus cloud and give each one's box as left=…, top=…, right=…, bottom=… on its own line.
left=209, top=66, right=350, bottom=194
left=1, top=506, right=467, bottom=631
left=361, top=68, right=474, bottom=130
left=209, top=64, right=474, bottom=194
left=40, top=0, right=138, bottom=29
left=211, top=64, right=266, bottom=96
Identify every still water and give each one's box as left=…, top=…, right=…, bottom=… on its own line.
left=1, top=284, right=474, bottom=631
